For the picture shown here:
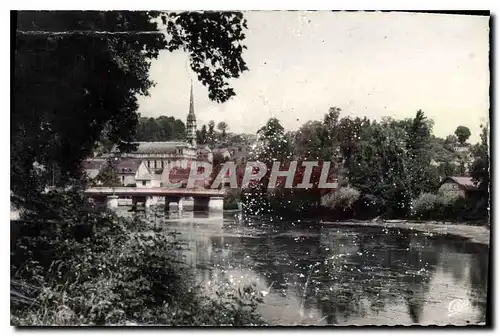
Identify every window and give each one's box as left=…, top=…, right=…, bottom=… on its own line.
left=142, top=181, right=147, bottom=186
left=121, top=176, right=125, bottom=182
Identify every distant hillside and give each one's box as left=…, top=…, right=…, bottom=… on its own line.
left=135, top=116, right=186, bottom=142
left=430, top=136, right=458, bottom=163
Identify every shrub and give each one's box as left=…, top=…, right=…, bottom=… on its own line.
left=411, top=191, right=470, bottom=221
left=321, top=187, right=360, bottom=219
left=411, top=193, right=440, bottom=220
left=321, top=187, right=360, bottom=211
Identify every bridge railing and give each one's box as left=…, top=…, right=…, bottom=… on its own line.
left=84, top=187, right=225, bottom=196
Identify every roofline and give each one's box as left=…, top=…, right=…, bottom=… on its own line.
left=440, top=176, right=478, bottom=190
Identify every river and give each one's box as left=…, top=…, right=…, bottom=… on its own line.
left=119, top=209, right=489, bottom=326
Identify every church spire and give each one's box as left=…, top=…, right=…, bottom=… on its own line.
left=188, top=80, right=195, bottom=118
left=186, top=80, right=197, bottom=148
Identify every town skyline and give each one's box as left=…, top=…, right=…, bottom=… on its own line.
left=137, top=11, right=489, bottom=143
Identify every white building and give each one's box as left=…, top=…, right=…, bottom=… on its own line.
left=112, top=158, right=154, bottom=187
left=111, top=82, right=202, bottom=184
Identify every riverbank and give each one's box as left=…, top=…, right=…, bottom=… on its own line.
left=320, top=220, right=490, bottom=246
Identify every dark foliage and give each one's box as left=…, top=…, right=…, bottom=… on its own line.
left=135, top=116, right=186, bottom=142
left=11, top=191, right=265, bottom=326
left=13, top=10, right=248, bottom=208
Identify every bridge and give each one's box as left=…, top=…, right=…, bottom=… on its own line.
left=85, top=187, right=225, bottom=211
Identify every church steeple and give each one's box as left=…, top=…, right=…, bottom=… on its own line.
left=186, top=81, right=197, bottom=148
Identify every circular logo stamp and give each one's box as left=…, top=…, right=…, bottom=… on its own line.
left=448, top=298, right=472, bottom=317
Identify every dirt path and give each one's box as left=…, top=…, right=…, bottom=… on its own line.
left=320, top=220, right=490, bottom=246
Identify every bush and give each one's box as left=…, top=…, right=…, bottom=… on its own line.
left=321, top=187, right=360, bottom=219
left=382, top=187, right=412, bottom=219
left=11, top=191, right=265, bottom=326
left=321, top=187, right=360, bottom=210
left=411, top=193, right=440, bottom=220
left=411, top=191, right=470, bottom=221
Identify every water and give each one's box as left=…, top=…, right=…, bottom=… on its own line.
left=120, top=209, right=489, bottom=326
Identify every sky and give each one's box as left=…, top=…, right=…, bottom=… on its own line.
left=137, top=11, right=490, bottom=143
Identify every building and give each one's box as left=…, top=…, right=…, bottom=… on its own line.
left=453, top=144, right=470, bottom=153
left=111, top=158, right=154, bottom=187
left=229, top=143, right=251, bottom=164
left=186, top=82, right=197, bottom=148
left=197, top=145, right=213, bottom=163
left=85, top=157, right=156, bottom=187
left=438, top=176, right=480, bottom=199
left=110, top=82, right=200, bottom=181
left=212, top=147, right=231, bottom=161
left=119, top=141, right=197, bottom=172
left=82, top=158, right=107, bottom=179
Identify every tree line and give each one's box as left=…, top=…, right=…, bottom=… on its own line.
left=224, top=107, right=489, bottom=220
left=133, top=116, right=232, bottom=147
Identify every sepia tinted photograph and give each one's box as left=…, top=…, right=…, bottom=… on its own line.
left=11, top=10, right=490, bottom=327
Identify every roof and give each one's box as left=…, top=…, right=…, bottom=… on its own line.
left=82, top=159, right=107, bottom=179
left=112, top=158, right=143, bottom=175
left=213, top=148, right=230, bottom=155
left=112, top=142, right=190, bottom=154
left=442, top=176, right=479, bottom=191
left=135, top=173, right=153, bottom=181
left=197, top=145, right=211, bottom=154
left=82, top=159, right=106, bottom=170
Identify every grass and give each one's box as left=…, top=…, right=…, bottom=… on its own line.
left=11, top=195, right=266, bottom=326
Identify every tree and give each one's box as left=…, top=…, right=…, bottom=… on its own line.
left=336, top=116, right=370, bottom=164
left=217, top=121, right=229, bottom=142
left=406, top=110, right=438, bottom=196
left=135, top=116, right=186, bottom=141
left=197, top=124, right=208, bottom=144
left=445, top=134, right=458, bottom=145
left=93, top=160, right=122, bottom=187
left=294, top=121, right=325, bottom=160
left=322, top=106, right=341, bottom=158
left=454, top=126, right=471, bottom=145
left=347, top=121, right=412, bottom=218
left=255, top=118, right=291, bottom=162
left=469, top=123, right=489, bottom=217
left=207, top=120, right=216, bottom=146
left=13, top=11, right=249, bottom=208
left=437, top=161, right=457, bottom=178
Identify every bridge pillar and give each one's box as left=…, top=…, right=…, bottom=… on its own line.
left=180, top=197, right=194, bottom=211
left=193, top=197, right=210, bottom=211
left=208, top=197, right=224, bottom=212
left=90, top=195, right=106, bottom=207
left=145, top=196, right=154, bottom=208
left=164, top=196, right=181, bottom=211
left=132, top=195, right=147, bottom=205
left=106, top=195, right=119, bottom=209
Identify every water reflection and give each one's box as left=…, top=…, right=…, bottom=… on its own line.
left=154, top=211, right=488, bottom=326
